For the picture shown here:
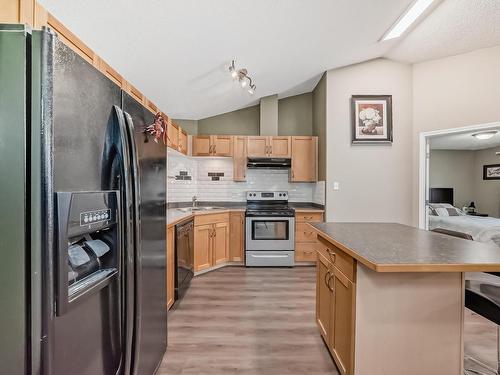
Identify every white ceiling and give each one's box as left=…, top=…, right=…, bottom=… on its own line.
left=38, top=0, right=500, bottom=120
left=430, top=127, right=500, bottom=150
left=387, top=0, right=500, bottom=63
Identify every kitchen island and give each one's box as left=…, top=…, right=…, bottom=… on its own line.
left=310, top=222, right=500, bottom=375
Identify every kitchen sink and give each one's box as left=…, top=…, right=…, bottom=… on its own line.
left=177, top=206, right=225, bottom=213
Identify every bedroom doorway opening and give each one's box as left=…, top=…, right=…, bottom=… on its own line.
left=418, top=121, right=500, bottom=233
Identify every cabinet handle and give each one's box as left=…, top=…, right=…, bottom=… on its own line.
left=325, top=270, right=333, bottom=292
left=213, top=145, right=216, bottom=154
left=291, top=169, right=295, bottom=179
left=327, top=249, right=336, bottom=263
left=328, top=273, right=334, bottom=292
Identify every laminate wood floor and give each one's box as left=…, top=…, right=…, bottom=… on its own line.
left=159, top=266, right=339, bottom=375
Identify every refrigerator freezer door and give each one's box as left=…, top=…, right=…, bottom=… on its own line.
left=122, top=92, right=167, bottom=375
left=47, top=34, right=124, bottom=375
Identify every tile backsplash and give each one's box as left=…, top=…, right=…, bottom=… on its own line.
left=167, top=148, right=325, bottom=204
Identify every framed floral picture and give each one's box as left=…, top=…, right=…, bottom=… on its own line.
left=351, top=95, right=393, bottom=144
left=483, top=164, right=500, bottom=180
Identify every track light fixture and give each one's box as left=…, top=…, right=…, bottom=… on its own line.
left=229, top=60, right=256, bottom=95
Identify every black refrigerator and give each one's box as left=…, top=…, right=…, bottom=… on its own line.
left=0, top=24, right=167, bottom=374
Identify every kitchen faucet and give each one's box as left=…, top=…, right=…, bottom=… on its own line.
left=192, top=195, right=198, bottom=208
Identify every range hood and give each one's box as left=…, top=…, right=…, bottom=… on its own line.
left=247, top=158, right=291, bottom=169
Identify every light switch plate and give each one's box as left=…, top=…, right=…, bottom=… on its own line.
left=333, top=182, right=340, bottom=191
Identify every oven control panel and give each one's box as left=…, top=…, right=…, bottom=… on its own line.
left=246, top=191, right=288, bottom=200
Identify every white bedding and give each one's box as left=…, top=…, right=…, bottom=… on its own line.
left=429, top=215, right=500, bottom=246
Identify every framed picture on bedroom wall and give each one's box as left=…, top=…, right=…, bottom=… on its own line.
left=483, top=164, right=500, bottom=180
left=351, top=95, right=393, bottom=144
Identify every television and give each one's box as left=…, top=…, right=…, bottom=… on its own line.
left=429, top=188, right=454, bottom=205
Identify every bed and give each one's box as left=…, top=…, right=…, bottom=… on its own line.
left=428, top=188, right=500, bottom=246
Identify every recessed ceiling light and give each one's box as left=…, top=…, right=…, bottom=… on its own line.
left=472, top=131, right=498, bottom=140
left=382, top=0, right=435, bottom=41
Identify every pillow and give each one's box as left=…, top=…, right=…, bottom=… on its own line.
left=428, top=203, right=464, bottom=217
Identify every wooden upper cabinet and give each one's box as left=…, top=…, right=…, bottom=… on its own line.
left=178, top=128, right=188, bottom=155
left=192, top=135, right=233, bottom=156
left=269, top=136, right=291, bottom=157
left=192, top=135, right=212, bottom=156
left=247, top=136, right=291, bottom=158
left=213, top=221, right=229, bottom=265
left=229, top=211, right=245, bottom=262
left=291, top=136, right=318, bottom=182
left=145, top=99, right=158, bottom=114
left=247, top=136, right=269, bottom=157
left=98, top=59, right=123, bottom=87
left=167, top=119, right=179, bottom=150
left=212, top=135, right=233, bottom=156
left=233, top=136, right=247, bottom=181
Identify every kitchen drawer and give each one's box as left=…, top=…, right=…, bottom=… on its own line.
left=194, top=212, right=229, bottom=226
left=317, top=235, right=355, bottom=282
left=296, top=211, right=323, bottom=223
left=295, top=243, right=317, bottom=262
left=296, top=223, right=317, bottom=243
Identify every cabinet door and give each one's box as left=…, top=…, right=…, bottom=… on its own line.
left=269, top=136, right=291, bottom=158
left=213, top=135, right=233, bottom=156
left=192, top=135, right=211, bottom=156
left=291, top=136, right=317, bottom=182
left=178, top=128, right=188, bottom=155
left=167, top=226, right=175, bottom=309
left=194, top=224, right=212, bottom=271
left=233, top=136, right=247, bottom=181
left=330, top=267, right=355, bottom=375
left=167, top=121, right=179, bottom=150
left=229, top=212, right=245, bottom=262
left=316, top=251, right=333, bottom=343
left=247, top=136, right=269, bottom=157
left=213, top=221, right=230, bottom=265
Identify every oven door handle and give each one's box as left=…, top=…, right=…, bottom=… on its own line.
left=249, top=254, right=290, bottom=258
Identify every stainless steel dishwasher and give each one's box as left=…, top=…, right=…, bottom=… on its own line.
left=174, top=219, right=194, bottom=305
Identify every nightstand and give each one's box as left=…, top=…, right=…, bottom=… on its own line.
left=467, top=212, right=489, bottom=217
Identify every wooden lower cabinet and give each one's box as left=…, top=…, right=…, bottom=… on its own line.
left=167, top=226, right=175, bottom=309
left=316, top=239, right=356, bottom=375
left=229, top=211, right=245, bottom=261
left=213, top=221, right=229, bottom=265
left=295, top=211, right=324, bottom=262
left=194, top=213, right=230, bottom=272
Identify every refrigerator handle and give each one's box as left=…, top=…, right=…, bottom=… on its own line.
left=110, top=105, right=136, bottom=375
left=123, top=110, right=144, bottom=373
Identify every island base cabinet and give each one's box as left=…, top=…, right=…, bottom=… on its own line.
left=315, top=235, right=465, bottom=375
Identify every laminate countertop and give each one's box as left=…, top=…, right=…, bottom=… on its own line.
left=167, top=204, right=323, bottom=227
left=311, top=222, right=500, bottom=273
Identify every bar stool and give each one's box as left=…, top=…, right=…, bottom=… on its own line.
left=431, top=229, right=500, bottom=374
left=464, top=275, right=500, bottom=375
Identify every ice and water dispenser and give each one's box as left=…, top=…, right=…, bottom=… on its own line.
left=56, top=191, right=120, bottom=315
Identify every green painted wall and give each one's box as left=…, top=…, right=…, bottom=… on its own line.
left=312, top=74, right=327, bottom=181
left=278, top=93, right=313, bottom=136
left=198, top=105, right=260, bottom=135
left=174, top=119, right=198, bottom=135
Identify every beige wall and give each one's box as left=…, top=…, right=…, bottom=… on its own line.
left=429, top=150, right=475, bottom=209
left=312, top=74, right=327, bottom=181
left=473, top=146, right=500, bottom=217
left=325, top=59, right=413, bottom=224
left=197, top=105, right=260, bottom=135
left=174, top=119, right=198, bottom=135
left=278, top=93, right=313, bottom=136
left=412, top=45, right=500, bottom=224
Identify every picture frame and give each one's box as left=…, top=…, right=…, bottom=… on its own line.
left=483, top=164, right=500, bottom=180
left=351, top=95, right=393, bottom=144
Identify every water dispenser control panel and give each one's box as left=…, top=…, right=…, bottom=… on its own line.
left=80, top=209, right=111, bottom=226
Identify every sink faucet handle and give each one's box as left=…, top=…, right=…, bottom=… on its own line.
left=192, top=195, right=198, bottom=207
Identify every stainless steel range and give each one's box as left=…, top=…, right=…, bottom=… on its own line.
left=245, top=191, right=295, bottom=267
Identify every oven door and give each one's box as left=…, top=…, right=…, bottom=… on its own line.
left=245, top=216, right=295, bottom=251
